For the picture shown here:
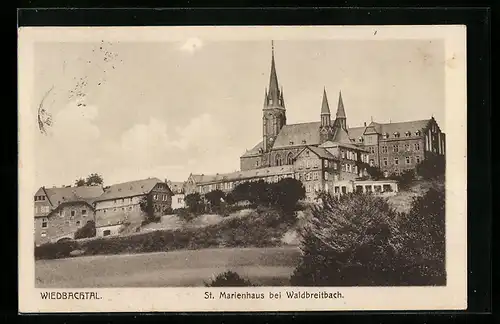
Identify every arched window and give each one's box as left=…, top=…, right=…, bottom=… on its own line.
left=275, top=154, right=282, bottom=166
left=286, top=152, right=294, bottom=165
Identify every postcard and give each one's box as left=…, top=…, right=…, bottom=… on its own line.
left=18, top=25, right=467, bottom=313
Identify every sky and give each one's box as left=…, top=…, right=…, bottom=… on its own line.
left=33, top=38, right=445, bottom=188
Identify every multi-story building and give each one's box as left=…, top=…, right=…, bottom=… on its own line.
left=240, top=44, right=445, bottom=178
left=93, top=178, right=173, bottom=237
left=33, top=185, right=104, bottom=245
left=166, top=180, right=186, bottom=210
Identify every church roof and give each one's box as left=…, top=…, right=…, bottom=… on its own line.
left=241, top=140, right=264, bottom=158
left=295, top=146, right=335, bottom=160
left=332, top=126, right=351, bottom=144
left=244, top=118, right=434, bottom=153
left=272, top=122, right=321, bottom=149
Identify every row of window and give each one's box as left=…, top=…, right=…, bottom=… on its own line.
left=340, top=150, right=358, bottom=161
left=152, top=194, right=170, bottom=201
left=34, top=195, right=47, bottom=201
left=382, top=130, right=422, bottom=139
left=382, top=156, right=421, bottom=166
left=35, top=206, right=51, bottom=214
left=40, top=218, right=83, bottom=229
left=341, top=163, right=358, bottom=174
left=296, top=158, right=321, bottom=169
left=102, top=205, right=135, bottom=213
left=368, top=143, right=421, bottom=154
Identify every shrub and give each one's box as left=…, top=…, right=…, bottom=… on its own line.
left=290, top=193, right=402, bottom=286
left=35, top=240, right=80, bottom=260
left=205, top=271, right=254, bottom=287
left=205, top=189, right=225, bottom=211
left=416, top=153, right=445, bottom=179
left=388, top=169, right=415, bottom=190
left=184, top=193, right=205, bottom=214
left=74, top=220, right=96, bottom=239
left=271, top=178, right=306, bottom=213
left=367, top=166, right=384, bottom=180
left=177, top=207, right=198, bottom=222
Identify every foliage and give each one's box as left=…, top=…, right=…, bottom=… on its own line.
left=35, top=240, right=80, bottom=260
left=290, top=186, right=446, bottom=286
left=416, top=153, right=445, bottom=179
left=139, top=195, right=156, bottom=222
left=184, top=192, right=205, bottom=214
left=35, top=207, right=293, bottom=260
left=85, top=173, right=104, bottom=186
left=366, top=166, right=384, bottom=180
left=388, top=169, right=415, bottom=190
left=271, top=178, right=306, bottom=213
left=205, top=271, right=254, bottom=287
left=74, top=178, right=86, bottom=187
left=74, top=220, right=96, bottom=239
left=205, top=189, right=226, bottom=212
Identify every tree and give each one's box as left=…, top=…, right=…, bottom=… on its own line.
left=205, top=271, right=254, bottom=287
left=366, top=166, right=384, bottom=180
left=232, top=182, right=251, bottom=203
left=388, top=169, right=415, bottom=190
left=74, top=178, right=86, bottom=187
left=74, top=220, right=96, bottom=239
left=85, top=173, right=104, bottom=186
left=139, top=195, right=156, bottom=222
left=271, top=178, right=306, bottom=213
left=416, top=153, right=445, bottom=179
left=184, top=192, right=205, bottom=214
left=290, top=192, right=401, bottom=286
left=205, top=190, right=226, bottom=212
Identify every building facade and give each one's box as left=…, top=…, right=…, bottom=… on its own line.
left=167, top=180, right=186, bottom=210
left=93, top=178, right=173, bottom=237
left=240, top=44, right=446, bottom=179
left=33, top=185, right=103, bottom=246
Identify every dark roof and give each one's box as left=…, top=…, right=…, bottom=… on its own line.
left=336, top=91, right=346, bottom=118
left=241, top=141, right=264, bottom=158
left=273, top=122, right=321, bottom=149
left=247, top=118, right=434, bottom=152
left=319, top=140, right=370, bottom=152
left=295, top=146, right=335, bottom=160
left=332, top=127, right=351, bottom=144
left=43, top=185, right=104, bottom=207
left=94, top=178, right=164, bottom=202
left=190, top=165, right=294, bottom=185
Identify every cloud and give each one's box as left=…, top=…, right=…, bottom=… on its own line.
left=179, top=37, right=203, bottom=54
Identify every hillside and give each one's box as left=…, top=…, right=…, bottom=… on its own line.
left=387, top=178, right=445, bottom=213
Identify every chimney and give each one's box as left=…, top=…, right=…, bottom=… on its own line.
left=364, top=122, right=366, bottom=127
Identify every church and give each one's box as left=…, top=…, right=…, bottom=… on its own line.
left=185, top=44, right=445, bottom=199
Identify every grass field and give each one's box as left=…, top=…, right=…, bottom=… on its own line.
left=35, top=246, right=301, bottom=288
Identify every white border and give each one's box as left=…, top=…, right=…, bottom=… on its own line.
left=18, top=25, right=467, bottom=313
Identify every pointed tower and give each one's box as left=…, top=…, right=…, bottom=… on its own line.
left=263, top=41, right=286, bottom=152
left=319, top=88, right=334, bottom=144
left=333, top=90, right=347, bottom=130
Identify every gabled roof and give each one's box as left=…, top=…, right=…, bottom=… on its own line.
left=295, top=145, right=335, bottom=160
left=42, top=185, right=104, bottom=207
left=379, top=119, right=431, bottom=136
left=167, top=181, right=185, bottom=194
left=320, top=88, right=330, bottom=115
left=336, top=91, right=346, bottom=118
left=41, top=200, right=95, bottom=219
left=241, top=141, right=264, bottom=158
left=319, top=140, right=370, bottom=152
left=332, top=127, right=352, bottom=144
left=94, top=178, right=167, bottom=202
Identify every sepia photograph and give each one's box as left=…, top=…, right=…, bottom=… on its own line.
left=18, top=25, right=467, bottom=312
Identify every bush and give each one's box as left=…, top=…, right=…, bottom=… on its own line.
left=35, top=240, right=80, bottom=260
left=205, top=271, right=254, bottom=287
left=177, top=207, right=198, bottom=222
left=416, top=153, right=445, bottom=179
left=388, top=169, right=415, bottom=190
left=290, top=187, right=446, bottom=286
left=184, top=193, right=205, bottom=214
left=290, top=193, right=402, bottom=286
left=74, top=220, right=96, bottom=239
left=205, top=189, right=225, bottom=211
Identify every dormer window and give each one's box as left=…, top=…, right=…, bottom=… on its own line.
left=382, top=133, right=388, bottom=139
left=415, top=130, right=421, bottom=136
left=301, top=140, right=306, bottom=144
left=358, top=136, right=364, bottom=142
left=393, top=132, right=400, bottom=138
left=289, top=141, right=294, bottom=145
left=405, top=131, right=411, bottom=137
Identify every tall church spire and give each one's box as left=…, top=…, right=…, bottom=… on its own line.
left=267, top=41, right=281, bottom=106
left=334, top=90, right=347, bottom=130
left=336, top=90, right=346, bottom=119
left=321, top=87, right=331, bottom=115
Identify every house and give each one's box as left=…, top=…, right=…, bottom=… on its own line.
left=33, top=185, right=104, bottom=246
left=166, top=180, right=186, bottom=210
left=93, top=178, right=173, bottom=237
